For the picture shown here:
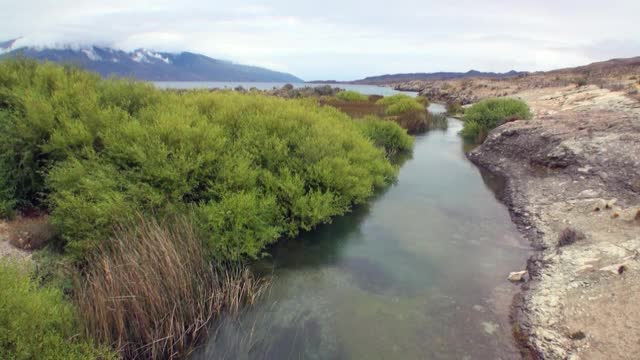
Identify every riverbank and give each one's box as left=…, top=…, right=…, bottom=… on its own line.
left=468, top=86, right=640, bottom=358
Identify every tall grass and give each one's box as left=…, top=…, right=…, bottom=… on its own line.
left=75, top=216, right=270, bottom=359
left=429, top=113, right=449, bottom=131
left=318, top=97, right=386, bottom=118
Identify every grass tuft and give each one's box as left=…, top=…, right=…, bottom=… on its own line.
left=76, top=216, right=270, bottom=359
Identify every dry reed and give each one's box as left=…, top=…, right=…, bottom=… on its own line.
left=75, top=216, right=270, bottom=359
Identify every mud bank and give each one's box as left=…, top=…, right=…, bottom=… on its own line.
left=467, top=87, right=640, bottom=359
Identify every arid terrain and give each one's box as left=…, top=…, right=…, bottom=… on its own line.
left=391, top=57, right=640, bottom=107
left=410, top=60, right=640, bottom=359
left=0, top=222, right=31, bottom=261
left=471, top=85, right=640, bottom=359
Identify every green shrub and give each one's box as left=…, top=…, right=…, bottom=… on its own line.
left=335, top=90, right=369, bottom=102
left=429, top=113, right=448, bottom=130
left=357, top=116, right=414, bottom=156
left=376, top=94, right=425, bottom=116
left=415, top=95, right=430, bottom=106
left=0, top=59, right=400, bottom=261
left=445, top=101, right=463, bottom=116
left=461, top=98, right=532, bottom=143
left=0, top=260, right=116, bottom=360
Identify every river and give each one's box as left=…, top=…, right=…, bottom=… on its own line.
left=193, top=104, right=530, bottom=359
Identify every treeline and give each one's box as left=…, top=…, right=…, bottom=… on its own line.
left=0, top=59, right=413, bottom=358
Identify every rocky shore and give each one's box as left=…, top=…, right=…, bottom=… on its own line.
left=468, top=86, right=640, bottom=359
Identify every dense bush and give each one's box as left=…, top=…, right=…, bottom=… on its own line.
left=445, top=101, right=463, bottom=116
left=415, top=95, right=430, bottom=106
left=0, top=60, right=403, bottom=261
left=376, top=94, right=425, bottom=116
left=356, top=116, right=414, bottom=156
left=335, top=90, right=369, bottom=102
left=0, top=260, right=116, bottom=360
left=461, top=98, right=532, bottom=143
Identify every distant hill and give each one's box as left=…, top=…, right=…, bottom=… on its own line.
left=0, top=43, right=303, bottom=82
left=351, top=70, right=527, bottom=84
left=547, top=56, right=640, bottom=76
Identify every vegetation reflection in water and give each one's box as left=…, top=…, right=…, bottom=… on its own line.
left=193, top=105, right=530, bottom=360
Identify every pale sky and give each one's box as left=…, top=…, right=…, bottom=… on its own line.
left=1, top=0, right=639, bottom=80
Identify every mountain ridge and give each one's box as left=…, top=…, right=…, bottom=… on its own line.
left=350, top=69, right=526, bottom=84
left=0, top=42, right=303, bottom=82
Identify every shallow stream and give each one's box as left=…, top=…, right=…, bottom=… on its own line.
left=194, top=104, right=530, bottom=359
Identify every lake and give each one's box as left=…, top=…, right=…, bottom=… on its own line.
left=152, top=81, right=416, bottom=97
left=193, top=104, right=529, bottom=359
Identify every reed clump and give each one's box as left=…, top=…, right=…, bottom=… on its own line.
left=75, top=216, right=270, bottom=359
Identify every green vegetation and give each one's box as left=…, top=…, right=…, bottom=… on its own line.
left=415, top=95, right=430, bottom=106
left=335, top=90, right=369, bottom=102
left=357, top=116, right=414, bottom=156
left=77, top=216, right=268, bottom=359
left=445, top=101, right=464, bottom=116
left=460, top=98, right=532, bottom=143
left=376, top=94, right=425, bottom=116
left=0, top=260, right=116, bottom=360
left=429, top=113, right=449, bottom=131
left=0, top=59, right=405, bottom=262
left=0, top=60, right=414, bottom=358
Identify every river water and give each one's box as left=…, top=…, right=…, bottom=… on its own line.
left=193, top=105, right=529, bottom=359
left=153, top=81, right=416, bottom=97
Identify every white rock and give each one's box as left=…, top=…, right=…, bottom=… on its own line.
left=578, top=189, right=599, bottom=198
left=508, top=270, right=528, bottom=282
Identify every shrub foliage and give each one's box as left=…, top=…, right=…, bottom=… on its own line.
left=356, top=116, right=414, bottom=156
left=376, top=94, right=425, bottom=116
left=461, top=98, right=532, bottom=143
left=0, top=60, right=405, bottom=261
left=0, top=260, right=116, bottom=360
left=335, top=90, right=369, bottom=102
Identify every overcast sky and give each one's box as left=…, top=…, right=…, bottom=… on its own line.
left=2, top=0, right=639, bottom=80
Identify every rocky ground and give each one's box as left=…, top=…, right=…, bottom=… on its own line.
left=391, top=57, right=640, bottom=107
left=0, top=221, right=31, bottom=260
left=468, top=86, right=640, bottom=359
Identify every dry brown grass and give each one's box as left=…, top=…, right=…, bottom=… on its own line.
left=318, top=97, right=386, bottom=118
left=6, top=216, right=57, bottom=251
left=75, top=216, right=270, bottom=359
left=319, top=97, right=432, bottom=134
left=392, top=109, right=431, bottom=134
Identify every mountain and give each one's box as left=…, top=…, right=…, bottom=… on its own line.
left=349, top=70, right=527, bottom=85
left=0, top=43, right=303, bottom=82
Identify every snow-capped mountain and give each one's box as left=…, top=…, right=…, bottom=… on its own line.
left=0, top=38, right=21, bottom=54
left=0, top=41, right=303, bottom=82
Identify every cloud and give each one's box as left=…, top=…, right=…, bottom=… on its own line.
left=1, top=0, right=638, bottom=80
